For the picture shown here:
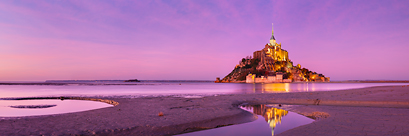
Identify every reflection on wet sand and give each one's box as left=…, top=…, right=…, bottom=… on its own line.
left=261, top=83, right=290, bottom=92
left=243, top=105, right=288, bottom=136
left=251, top=83, right=320, bottom=93
left=251, top=83, right=291, bottom=93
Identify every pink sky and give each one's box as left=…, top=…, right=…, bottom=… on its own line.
left=0, top=0, right=408, bottom=81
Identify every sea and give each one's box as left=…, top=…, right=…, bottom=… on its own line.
left=1, top=80, right=409, bottom=98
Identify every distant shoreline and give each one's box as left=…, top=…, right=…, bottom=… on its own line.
left=219, top=80, right=409, bottom=83
left=45, top=80, right=214, bottom=83
left=0, top=80, right=408, bottom=85
left=329, top=80, right=409, bottom=83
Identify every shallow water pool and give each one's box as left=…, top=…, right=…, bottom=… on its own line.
left=0, top=99, right=113, bottom=117
left=177, top=104, right=314, bottom=136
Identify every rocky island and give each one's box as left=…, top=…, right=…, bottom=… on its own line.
left=217, top=24, right=330, bottom=83
left=124, top=79, right=141, bottom=82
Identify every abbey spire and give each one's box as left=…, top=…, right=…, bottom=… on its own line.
left=269, top=23, right=277, bottom=46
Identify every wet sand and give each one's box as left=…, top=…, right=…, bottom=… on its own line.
left=1, top=85, right=409, bottom=135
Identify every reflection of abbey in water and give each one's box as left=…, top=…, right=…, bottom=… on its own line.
left=249, top=105, right=288, bottom=136
left=252, top=83, right=290, bottom=93
left=251, top=83, right=319, bottom=93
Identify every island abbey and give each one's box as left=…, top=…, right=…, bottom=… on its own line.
left=217, top=23, right=330, bottom=83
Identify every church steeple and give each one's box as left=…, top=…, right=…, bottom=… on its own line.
left=269, top=23, right=276, bottom=46
left=271, top=23, right=274, bottom=37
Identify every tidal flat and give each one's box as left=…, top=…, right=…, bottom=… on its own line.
left=1, top=85, right=409, bottom=135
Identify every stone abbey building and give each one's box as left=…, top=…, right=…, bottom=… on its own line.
left=253, top=24, right=290, bottom=72
left=247, top=23, right=292, bottom=83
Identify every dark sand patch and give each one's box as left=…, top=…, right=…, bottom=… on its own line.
left=1, top=97, right=119, bottom=106
left=9, top=105, right=57, bottom=109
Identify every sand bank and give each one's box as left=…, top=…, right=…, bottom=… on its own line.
left=1, top=85, right=409, bottom=135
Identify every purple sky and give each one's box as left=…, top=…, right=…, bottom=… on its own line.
left=1, top=0, right=409, bottom=81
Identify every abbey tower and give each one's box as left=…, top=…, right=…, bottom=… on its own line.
left=253, top=23, right=290, bottom=72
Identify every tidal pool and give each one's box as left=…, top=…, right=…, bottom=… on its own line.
left=178, top=104, right=314, bottom=136
left=0, top=99, right=114, bottom=117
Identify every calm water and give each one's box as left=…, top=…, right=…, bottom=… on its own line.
left=0, top=99, right=113, bottom=117
left=1, top=82, right=408, bottom=98
left=178, top=104, right=314, bottom=136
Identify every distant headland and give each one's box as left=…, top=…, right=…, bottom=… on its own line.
left=216, top=23, right=330, bottom=83
left=124, top=79, right=141, bottom=82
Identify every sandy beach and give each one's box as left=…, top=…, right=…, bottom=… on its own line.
left=1, top=85, right=409, bottom=135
